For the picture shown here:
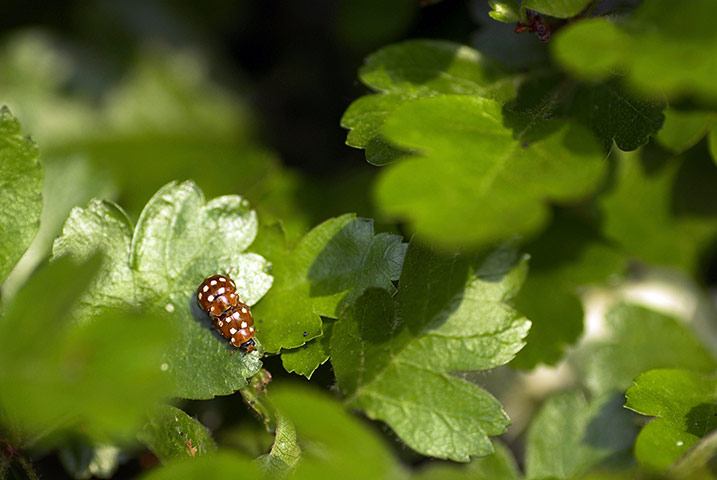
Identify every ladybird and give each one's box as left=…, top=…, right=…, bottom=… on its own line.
left=197, top=274, right=256, bottom=353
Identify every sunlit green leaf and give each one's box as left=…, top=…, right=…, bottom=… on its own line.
left=52, top=181, right=272, bottom=399
left=522, top=0, right=592, bottom=18
left=376, top=95, right=606, bottom=248
left=553, top=2, right=717, bottom=101
left=0, top=106, right=42, bottom=284
left=332, top=242, right=531, bottom=461
left=280, top=320, right=334, bottom=378
left=626, top=369, right=717, bottom=473
left=342, top=40, right=513, bottom=165
left=488, top=0, right=522, bottom=23
left=251, top=216, right=405, bottom=353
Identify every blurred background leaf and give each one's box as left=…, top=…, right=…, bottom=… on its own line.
left=0, top=107, right=42, bottom=284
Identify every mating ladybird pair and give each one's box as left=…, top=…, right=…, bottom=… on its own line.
left=197, top=274, right=256, bottom=353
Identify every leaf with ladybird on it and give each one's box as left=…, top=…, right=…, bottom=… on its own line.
left=250, top=215, right=406, bottom=359
left=52, top=180, right=273, bottom=400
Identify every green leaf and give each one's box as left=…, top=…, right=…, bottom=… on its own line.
left=1, top=154, right=115, bottom=302
left=598, top=148, right=717, bottom=273
left=525, top=390, right=637, bottom=479
left=625, top=369, right=717, bottom=473
left=522, top=0, right=592, bottom=19
left=376, top=95, right=606, bottom=248
left=488, top=0, right=522, bottom=23
left=341, top=40, right=513, bottom=165
left=655, top=108, right=717, bottom=154
left=138, top=405, right=216, bottom=462
left=0, top=106, right=42, bottom=284
left=552, top=2, right=717, bottom=101
left=58, top=442, right=121, bottom=479
left=52, top=181, right=272, bottom=399
left=331, top=242, right=531, bottom=461
left=512, top=213, right=625, bottom=368
left=281, top=320, right=334, bottom=378
left=139, top=451, right=261, bottom=480
left=255, top=413, right=300, bottom=480
left=709, top=124, right=717, bottom=164
left=270, top=383, right=398, bottom=480
left=0, top=256, right=174, bottom=445
left=251, top=216, right=405, bottom=353
left=412, top=441, right=520, bottom=479
left=574, top=304, right=717, bottom=397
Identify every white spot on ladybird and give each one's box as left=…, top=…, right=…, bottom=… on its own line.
left=219, top=277, right=226, bottom=282
left=165, top=303, right=175, bottom=313
left=249, top=326, right=255, bottom=332
left=230, top=337, right=237, bottom=344
left=160, top=363, right=169, bottom=371
left=240, top=321, right=247, bottom=328
left=217, top=287, right=225, bottom=295
left=229, top=328, right=237, bottom=334
left=207, top=295, right=214, bottom=302
left=198, top=292, right=203, bottom=299
left=203, top=285, right=209, bottom=292
left=210, top=280, right=217, bottom=286
left=241, top=307, right=247, bottom=313
left=217, top=321, right=223, bottom=327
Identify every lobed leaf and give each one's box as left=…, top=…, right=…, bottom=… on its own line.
left=625, top=369, right=717, bottom=473
left=52, top=181, right=272, bottom=399
left=0, top=106, right=42, bottom=284
left=376, top=95, right=606, bottom=248
left=552, top=1, right=717, bottom=101
left=332, top=242, right=531, bottom=461
left=341, top=40, right=513, bottom=165
left=525, top=390, right=637, bottom=479
left=280, top=320, right=334, bottom=379
left=251, top=216, right=405, bottom=354
left=138, top=405, right=216, bottom=462
left=574, top=303, right=717, bottom=397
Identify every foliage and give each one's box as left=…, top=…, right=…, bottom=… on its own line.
left=1, top=0, right=717, bottom=479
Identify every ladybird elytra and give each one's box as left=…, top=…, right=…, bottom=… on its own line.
left=197, top=274, right=256, bottom=353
